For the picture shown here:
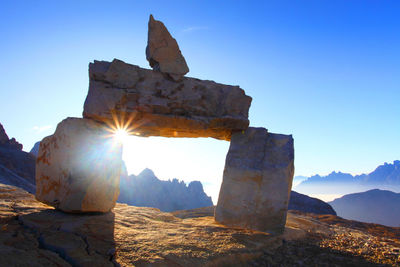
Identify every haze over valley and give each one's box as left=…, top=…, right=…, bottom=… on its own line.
left=293, top=160, right=400, bottom=202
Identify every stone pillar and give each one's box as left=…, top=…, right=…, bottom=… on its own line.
left=36, top=117, right=122, bottom=213
left=215, top=127, right=294, bottom=234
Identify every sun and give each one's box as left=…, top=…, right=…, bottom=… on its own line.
left=103, top=111, right=143, bottom=145
left=113, top=128, right=129, bottom=144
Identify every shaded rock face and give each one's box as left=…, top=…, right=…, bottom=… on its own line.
left=118, top=168, right=213, bottom=211
left=215, top=127, right=294, bottom=235
left=83, top=59, right=251, bottom=140
left=289, top=191, right=336, bottom=215
left=146, top=14, right=189, bottom=81
left=0, top=151, right=35, bottom=194
left=36, top=117, right=122, bottom=212
left=0, top=123, right=35, bottom=193
left=0, top=123, right=8, bottom=144
left=0, top=123, right=22, bottom=150
left=29, top=141, right=40, bottom=156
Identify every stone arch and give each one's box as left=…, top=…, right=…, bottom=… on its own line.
left=35, top=15, right=294, bottom=234
left=36, top=57, right=252, bottom=211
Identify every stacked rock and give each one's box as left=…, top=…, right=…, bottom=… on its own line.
left=146, top=15, right=189, bottom=81
left=36, top=15, right=294, bottom=235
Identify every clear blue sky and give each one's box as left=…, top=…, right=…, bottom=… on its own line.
left=1, top=1, right=399, bottom=201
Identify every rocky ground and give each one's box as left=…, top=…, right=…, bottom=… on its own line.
left=1, top=183, right=399, bottom=266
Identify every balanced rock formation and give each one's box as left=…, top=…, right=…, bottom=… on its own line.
left=215, top=127, right=294, bottom=235
left=146, top=14, right=189, bottom=81
left=83, top=59, right=251, bottom=140
left=36, top=117, right=122, bottom=212
left=36, top=14, right=295, bottom=236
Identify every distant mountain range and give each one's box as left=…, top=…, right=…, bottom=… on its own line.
left=118, top=167, right=337, bottom=215
left=294, top=161, right=400, bottom=196
left=292, top=176, right=308, bottom=187
left=329, top=189, right=400, bottom=227
left=118, top=168, right=214, bottom=212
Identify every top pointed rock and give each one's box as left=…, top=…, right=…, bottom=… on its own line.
left=146, top=15, right=189, bottom=81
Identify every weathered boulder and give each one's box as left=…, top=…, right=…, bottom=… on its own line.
left=215, top=127, right=294, bottom=234
left=83, top=59, right=251, bottom=140
left=146, top=14, right=189, bottom=81
left=35, top=117, right=122, bottom=213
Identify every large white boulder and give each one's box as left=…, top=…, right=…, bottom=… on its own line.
left=36, top=117, right=122, bottom=213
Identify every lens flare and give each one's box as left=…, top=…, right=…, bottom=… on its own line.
left=102, top=111, right=147, bottom=144
left=113, top=128, right=129, bottom=144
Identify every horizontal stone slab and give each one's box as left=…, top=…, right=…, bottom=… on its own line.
left=83, top=59, right=252, bottom=140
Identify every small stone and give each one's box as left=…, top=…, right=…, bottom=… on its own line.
left=146, top=14, right=189, bottom=81
left=215, top=127, right=294, bottom=235
left=35, top=117, right=122, bottom=213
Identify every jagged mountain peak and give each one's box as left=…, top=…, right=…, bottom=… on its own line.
left=138, top=168, right=156, bottom=178
left=295, top=160, right=400, bottom=196
left=0, top=122, right=23, bottom=151
left=119, top=168, right=213, bottom=212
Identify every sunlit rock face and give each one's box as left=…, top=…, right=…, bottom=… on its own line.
left=215, top=127, right=294, bottom=234
left=146, top=14, right=189, bottom=81
left=83, top=59, right=252, bottom=141
left=35, top=117, right=122, bottom=213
